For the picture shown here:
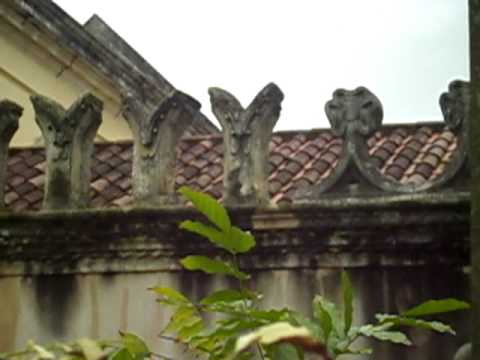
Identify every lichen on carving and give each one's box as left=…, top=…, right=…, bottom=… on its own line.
left=0, top=100, right=23, bottom=209
left=209, top=83, right=284, bottom=206
left=123, top=90, right=201, bottom=204
left=325, top=86, right=383, bottom=136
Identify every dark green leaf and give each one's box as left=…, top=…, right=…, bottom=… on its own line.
left=200, top=289, right=250, bottom=305
left=180, top=256, right=249, bottom=280
left=178, top=186, right=231, bottom=232
left=401, top=298, right=470, bottom=318
left=341, top=271, right=354, bottom=334
left=109, top=348, right=133, bottom=360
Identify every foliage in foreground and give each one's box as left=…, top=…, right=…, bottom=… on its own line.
left=152, top=187, right=469, bottom=360
left=1, top=186, right=470, bottom=360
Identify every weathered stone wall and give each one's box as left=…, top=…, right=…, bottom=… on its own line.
left=0, top=267, right=469, bottom=359
left=0, top=195, right=470, bottom=359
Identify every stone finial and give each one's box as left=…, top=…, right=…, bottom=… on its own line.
left=123, top=90, right=201, bottom=205
left=325, top=86, right=383, bottom=137
left=30, top=93, right=103, bottom=210
left=209, top=83, right=284, bottom=206
left=0, top=100, right=22, bottom=208
left=440, top=80, right=471, bottom=130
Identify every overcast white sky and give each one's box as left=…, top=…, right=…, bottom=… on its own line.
left=58, top=0, right=469, bottom=130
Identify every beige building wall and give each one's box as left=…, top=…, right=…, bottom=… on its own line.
left=0, top=7, right=133, bottom=147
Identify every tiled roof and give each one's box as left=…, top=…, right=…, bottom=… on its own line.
left=4, top=125, right=458, bottom=212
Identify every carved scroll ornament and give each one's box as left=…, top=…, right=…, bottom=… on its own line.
left=297, top=80, right=470, bottom=198
left=209, top=83, right=284, bottom=206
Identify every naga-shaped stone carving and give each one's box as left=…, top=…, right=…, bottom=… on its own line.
left=296, top=80, right=469, bottom=199
left=209, top=83, right=284, bottom=206
left=123, top=90, right=200, bottom=205
left=31, top=93, right=103, bottom=210
left=0, top=100, right=22, bottom=209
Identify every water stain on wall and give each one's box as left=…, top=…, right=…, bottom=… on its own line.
left=32, top=274, right=78, bottom=336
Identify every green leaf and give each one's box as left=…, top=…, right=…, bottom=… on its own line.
left=376, top=314, right=456, bottom=335
left=234, top=322, right=312, bottom=355
left=150, top=287, right=189, bottom=305
left=313, top=296, right=340, bottom=340
left=180, top=221, right=235, bottom=254
left=109, top=348, right=133, bottom=360
left=358, top=324, right=412, bottom=346
left=227, top=226, right=256, bottom=254
left=178, top=186, right=231, bottom=232
left=163, top=306, right=199, bottom=334
left=178, top=319, right=204, bottom=342
left=76, top=339, right=104, bottom=360
left=27, top=342, right=55, bottom=360
left=341, top=271, right=354, bottom=334
left=180, top=256, right=249, bottom=280
left=200, top=289, right=250, bottom=305
left=401, top=298, right=470, bottom=318
left=268, top=343, right=302, bottom=360
left=119, top=332, right=150, bottom=359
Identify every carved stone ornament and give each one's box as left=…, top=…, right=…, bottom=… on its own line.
left=31, top=93, right=103, bottom=210
left=296, top=80, right=470, bottom=199
left=209, top=83, right=284, bottom=206
left=0, top=100, right=22, bottom=208
left=123, top=90, right=201, bottom=205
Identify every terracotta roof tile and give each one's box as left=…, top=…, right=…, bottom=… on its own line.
left=3, top=125, right=461, bottom=211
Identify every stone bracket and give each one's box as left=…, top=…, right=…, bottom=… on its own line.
left=0, top=100, right=22, bottom=209
left=30, top=93, right=103, bottom=210
left=296, top=80, right=470, bottom=199
left=123, top=90, right=201, bottom=205
left=209, top=82, right=284, bottom=206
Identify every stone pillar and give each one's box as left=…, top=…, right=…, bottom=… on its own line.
left=30, top=93, right=103, bottom=210
left=0, top=100, right=22, bottom=209
left=123, top=90, right=200, bottom=205
left=209, top=83, right=284, bottom=206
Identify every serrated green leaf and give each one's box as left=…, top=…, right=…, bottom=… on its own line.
left=150, top=287, right=189, bottom=305
left=200, top=289, right=250, bottom=305
left=180, top=256, right=249, bottom=280
left=179, top=186, right=231, bottom=232
left=341, top=271, right=354, bottom=334
left=401, top=298, right=470, bottom=318
left=180, top=221, right=235, bottom=254
left=119, top=332, right=150, bottom=359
